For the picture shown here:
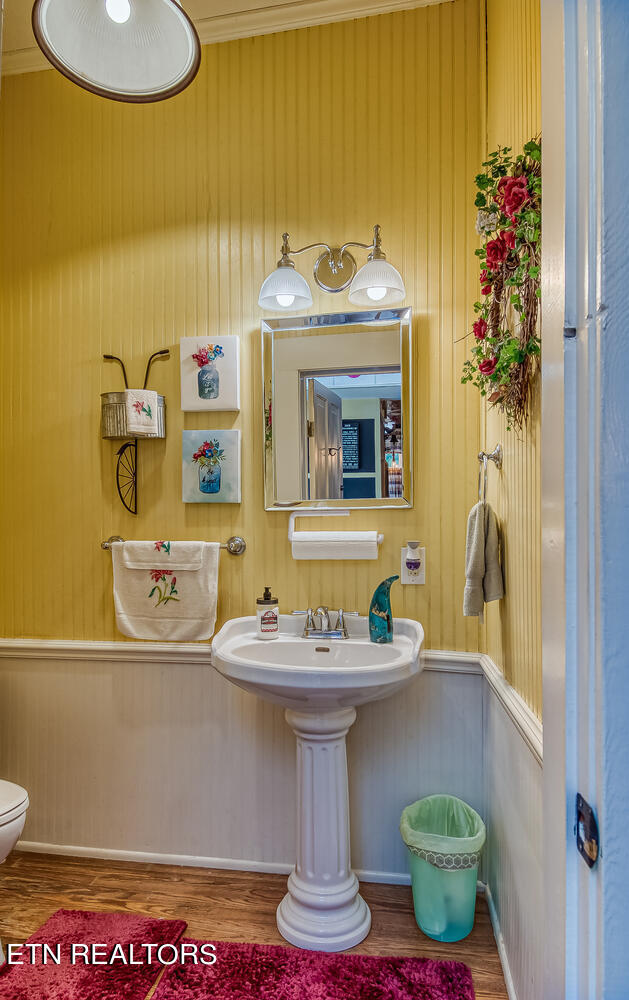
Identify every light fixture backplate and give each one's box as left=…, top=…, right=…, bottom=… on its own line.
left=313, top=249, right=357, bottom=293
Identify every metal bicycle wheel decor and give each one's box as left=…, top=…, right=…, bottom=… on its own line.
left=102, top=350, right=169, bottom=515
left=116, top=440, right=138, bottom=515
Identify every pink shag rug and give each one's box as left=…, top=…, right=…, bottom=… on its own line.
left=152, top=938, right=476, bottom=1000
left=0, top=908, right=187, bottom=1000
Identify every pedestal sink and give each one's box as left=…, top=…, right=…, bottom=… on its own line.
left=211, top=614, right=424, bottom=952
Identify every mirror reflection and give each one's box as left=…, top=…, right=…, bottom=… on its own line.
left=262, top=308, right=412, bottom=510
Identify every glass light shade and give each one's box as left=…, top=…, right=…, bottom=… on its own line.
left=348, top=259, right=406, bottom=306
left=258, top=266, right=313, bottom=311
left=32, top=0, right=201, bottom=103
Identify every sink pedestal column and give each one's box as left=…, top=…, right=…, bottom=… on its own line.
left=277, top=707, right=371, bottom=952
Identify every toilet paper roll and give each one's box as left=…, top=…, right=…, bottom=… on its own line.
left=290, top=530, right=380, bottom=560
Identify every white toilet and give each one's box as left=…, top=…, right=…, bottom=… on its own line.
left=0, top=779, right=29, bottom=864
left=0, top=780, right=28, bottom=963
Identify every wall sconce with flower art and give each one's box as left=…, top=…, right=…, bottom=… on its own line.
left=258, top=225, right=406, bottom=312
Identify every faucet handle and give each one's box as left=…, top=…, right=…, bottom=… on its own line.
left=335, top=608, right=360, bottom=630
left=292, top=608, right=315, bottom=629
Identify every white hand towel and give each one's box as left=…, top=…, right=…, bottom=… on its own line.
left=121, top=540, right=203, bottom=571
left=463, top=501, right=504, bottom=621
left=124, top=389, right=159, bottom=437
left=291, top=530, right=380, bottom=560
left=111, top=540, right=219, bottom=641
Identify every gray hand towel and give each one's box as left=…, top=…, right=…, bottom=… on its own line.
left=482, top=503, right=504, bottom=603
left=463, top=501, right=504, bottom=619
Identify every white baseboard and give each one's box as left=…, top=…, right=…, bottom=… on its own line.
left=16, top=839, right=412, bottom=886
left=16, top=840, right=293, bottom=874
left=484, top=881, right=518, bottom=1000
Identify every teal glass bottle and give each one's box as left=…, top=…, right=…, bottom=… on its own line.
left=368, top=575, right=399, bottom=643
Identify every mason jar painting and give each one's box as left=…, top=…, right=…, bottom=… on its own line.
left=194, top=345, right=222, bottom=400
left=196, top=443, right=223, bottom=494
left=183, top=430, right=241, bottom=504
left=180, top=336, right=240, bottom=411
left=197, top=361, right=220, bottom=400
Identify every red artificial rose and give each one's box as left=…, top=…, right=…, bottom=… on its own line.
left=480, top=269, right=493, bottom=296
left=503, top=229, right=516, bottom=249
left=473, top=318, right=488, bottom=340
left=478, top=357, right=497, bottom=376
left=496, top=175, right=529, bottom=220
left=485, top=236, right=509, bottom=269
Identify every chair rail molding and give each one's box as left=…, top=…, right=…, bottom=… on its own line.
left=0, top=637, right=542, bottom=762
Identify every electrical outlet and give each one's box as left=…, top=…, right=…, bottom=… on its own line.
left=400, top=546, right=425, bottom=584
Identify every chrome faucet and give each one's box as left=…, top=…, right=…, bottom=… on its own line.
left=315, top=606, right=331, bottom=631
left=291, top=607, right=360, bottom=639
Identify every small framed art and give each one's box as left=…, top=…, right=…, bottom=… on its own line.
left=182, top=430, right=242, bottom=503
left=180, top=335, right=240, bottom=411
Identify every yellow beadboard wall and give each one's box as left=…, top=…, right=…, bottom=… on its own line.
left=0, top=1, right=485, bottom=645
left=483, top=0, right=542, bottom=716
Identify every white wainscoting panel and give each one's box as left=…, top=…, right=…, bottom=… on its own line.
left=349, top=665, right=485, bottom=879
left=484, top=682, right=543, bottom=1000
left=0, top=645, right=483, bottom=880
left=0, top=639, right=544, bottom=997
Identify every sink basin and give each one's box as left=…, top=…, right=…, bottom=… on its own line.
left=212, top=614, right=424, bottom=954
left=211, top=614, right=423, bottom=711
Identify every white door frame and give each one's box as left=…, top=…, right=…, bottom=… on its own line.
left=542, top=1, right=629, bottom=996
left=540, top=1, right=568, bottom=996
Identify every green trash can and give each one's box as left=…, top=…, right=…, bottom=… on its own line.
left=400, top=795, right=486, bottom=943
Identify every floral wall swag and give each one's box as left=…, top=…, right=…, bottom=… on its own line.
left=462, top=139, right=541, bottom=430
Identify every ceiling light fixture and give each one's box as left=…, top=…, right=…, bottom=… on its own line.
left=258, top=225, right=406, bottom=312
left=32, top=0, right=201, bottom=104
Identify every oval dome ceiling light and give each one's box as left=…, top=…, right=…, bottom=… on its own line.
left=32, top=0, right=201, bottom=104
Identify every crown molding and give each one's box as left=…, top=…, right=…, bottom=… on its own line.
left=193, top=0, right=451, bottom=46
left=1, top=0, right=452, bottom=78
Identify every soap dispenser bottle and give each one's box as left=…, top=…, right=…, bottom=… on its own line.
left=256, top=586, right=279, bottom=640
left=368, top=575, right=399, bottom=644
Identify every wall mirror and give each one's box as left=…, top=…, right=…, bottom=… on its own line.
left=262, top=308, right=412, bottom=510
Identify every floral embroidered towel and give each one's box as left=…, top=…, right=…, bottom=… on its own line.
left=111, top=540, right=219, bottom=641
left=124, top=389, right=159, bottom=437
left=121, top=540, right=203, bottom=572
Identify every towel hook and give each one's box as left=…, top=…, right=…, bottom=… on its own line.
left=478, top=444, right=502, bottom=502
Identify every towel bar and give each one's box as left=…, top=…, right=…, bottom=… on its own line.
left=101, top=535, right=246, bottom=555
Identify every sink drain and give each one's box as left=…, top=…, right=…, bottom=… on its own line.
left=315, top=646, right=330, bottom=653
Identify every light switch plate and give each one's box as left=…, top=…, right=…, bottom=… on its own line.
left=400, top=546, right=425, bottom=584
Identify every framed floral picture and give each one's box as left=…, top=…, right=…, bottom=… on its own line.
left=180, top=335, right=240, bottom=411
left=182, top=430, right=241, bottom=503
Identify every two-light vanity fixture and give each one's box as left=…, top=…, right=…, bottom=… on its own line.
left=258, top=225, right=406, bottom=311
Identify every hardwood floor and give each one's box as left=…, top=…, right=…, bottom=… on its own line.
left=0, top=852, right=507, bottom=999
